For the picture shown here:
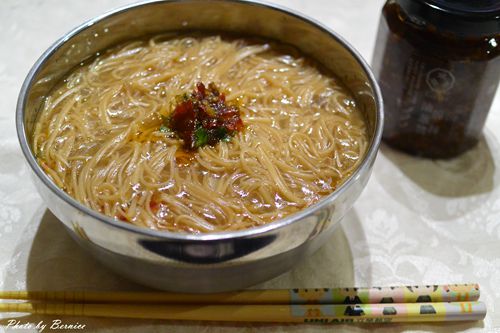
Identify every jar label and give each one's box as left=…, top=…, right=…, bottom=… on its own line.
left=425, top=68, right=455, bottom=93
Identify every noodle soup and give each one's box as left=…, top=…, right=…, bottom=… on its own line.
left=33, top=35, right=368, bottom=233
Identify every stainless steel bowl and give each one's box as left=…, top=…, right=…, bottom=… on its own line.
left=17, top=0, right=383, bottom=292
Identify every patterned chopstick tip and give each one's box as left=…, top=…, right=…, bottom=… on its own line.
left=294, top=302, right=486, bottom=324
left=289, top=283, right=480, bottom=304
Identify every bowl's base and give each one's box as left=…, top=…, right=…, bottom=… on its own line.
left=65, top=225, right=338, bottom=293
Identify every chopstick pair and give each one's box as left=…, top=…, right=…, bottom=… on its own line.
left=0, top=284, right=486, bottom=324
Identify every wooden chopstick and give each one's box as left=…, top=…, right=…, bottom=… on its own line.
left=0, top=284, right=480, bottom=305
left=0, top=301, right=487, bottom=323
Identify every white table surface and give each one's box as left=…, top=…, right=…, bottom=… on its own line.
left=1, top=0, right=499, bottom=332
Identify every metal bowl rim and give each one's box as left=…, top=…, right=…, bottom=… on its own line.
left=16, top=0, right=384, bottom=241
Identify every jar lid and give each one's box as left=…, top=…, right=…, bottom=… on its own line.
left=400, top=0, right=500, bottom=35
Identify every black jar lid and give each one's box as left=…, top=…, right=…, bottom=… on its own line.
left=399, top=0, right=500, bottom=35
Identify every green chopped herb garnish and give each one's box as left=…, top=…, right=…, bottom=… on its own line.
left=159, top=125, right=170, bottom=133
left=194, top=127, right=208, bottom=148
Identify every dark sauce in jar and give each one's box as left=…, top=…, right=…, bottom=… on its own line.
left=372, top=0, right=500, bottom=158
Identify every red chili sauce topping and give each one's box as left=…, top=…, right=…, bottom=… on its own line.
left=163, top=82, right=244, bottom=150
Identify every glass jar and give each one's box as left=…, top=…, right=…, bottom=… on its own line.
left=372, top=0, right=500, bottom=158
